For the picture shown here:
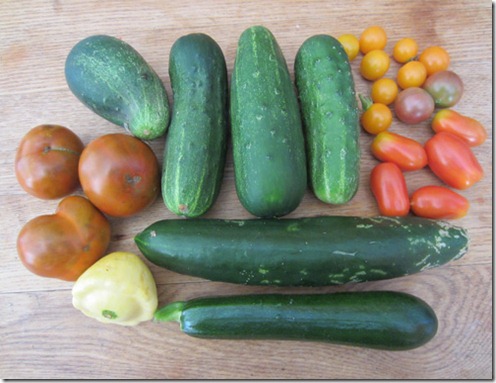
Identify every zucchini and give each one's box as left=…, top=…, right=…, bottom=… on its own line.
left=295, top=34, right=360, bottom=204
left=230, top=26, right=307, bottom=218
left=162, top=33, right=228, bottom=217
left=135, top=215, right=469, bottom=286
left=65, top=35, right=170, bottom=140
left=155, top=291, right=438, bottom=350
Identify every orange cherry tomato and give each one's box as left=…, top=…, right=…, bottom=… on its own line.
left=359, top=95, right=392, bottom=134
left=17, top=195, right=111, bottom=281
left=370, top=162, right=410, bottom=216
left=359, top=26, right=387, bottom=54
left=15, top=124, right=84, bottom=199
left=393, top=38, right=418, bottom=63
left=371, top=78, right=398, bottom=105
left=397, top=60, right=427, bottom=89
left=360, top=49, right=390, bottom=81
left=338, top=34, right=360, bottom=61
left=432, top=109, right=487, bottom=147
left=424, top=132, right=484, bottom=190
left=411, top=185, right=469, bottom=219
left=419, top=46, right=450, bottom=76
left=371, top=131, right=428, bottom=171
left=79, top=133, right=160, bottom=217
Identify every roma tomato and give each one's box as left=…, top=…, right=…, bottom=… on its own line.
left=394, top=87, right=435, bottom=124
left=423, top=70, right=463, bottom=108
left=79, top=133, right=160, bottom=217
left=360, top=49, right=390, bottom=81
left=15, top=124, right=84, bottom=199
left=17, top=195, right=111, bottom=281
left=432, top=109, right=487, bottom=146
left=371, top=131, right=427, bottom=171
left=370, top=162, right=410, bottom=216
left=424, top=132, right=483, bottom=190
left=418, top=46, right=450, bottom=76
left=359, top=26, right=387, bottom=54
left=411, top=185, right=469, bottom=219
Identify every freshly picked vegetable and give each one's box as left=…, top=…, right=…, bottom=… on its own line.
left=431, top=109, right=487, bottom=147
left=423, top=70, right=463, bottom=108
left=394, top=87, right=435, bottom=124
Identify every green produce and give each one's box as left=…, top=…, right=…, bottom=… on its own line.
left=162, top=33, right=228, bottom=217
left=230, top=25, right=307, bottom=218
left=65, top=35, right=170, bottom=140
left=155, top=291, right=438, bottom=350
left=295, top=34, right=360, bottom=204
left=135, top=215, right=469, bottom=286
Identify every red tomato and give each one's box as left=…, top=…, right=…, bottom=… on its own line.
left=370, top=162, right=410, bottom=216
left=424, top=132, right=483, bottom=190
left=15, top=124, right=84, bottom=199
left=17, top=195, right=111, bottom=281
left=79, top=133, right=160, bottom=217
left=411, top=185, right=469, bottom=219
left=371, top=131, right=427, bottom=171
left=431, top=109, right=487, bottom=147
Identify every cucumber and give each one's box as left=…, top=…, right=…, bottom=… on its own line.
left=162, top=33, right=228, bottom=217
left=135, top=215, right=469, bottom=286
left=155, top=291, right=438, bottom=350
left=65, top=35, right=170, bottom=140
left=295, top=34, right=360, bottom=204
left=230, top=26, right=307, bottom=218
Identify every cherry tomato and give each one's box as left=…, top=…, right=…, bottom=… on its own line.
left=359, top=95, right=392, bottom=135
left=418, top=46, right=450, bottom=76
left=360, top=49, right=390, bottom=81
left=411, top=185, right=469, bottom=219
left=79, top=133, right=160, bottom=217
left=423, top=70, right=463, bottom=108
left=394, top=87, right=435, bottom=124
left=424, top=132, right=483, bottom=190
left=393, top=38, right=418, bottom=63
left=17, top=195, right=111, bottom=281
left=370, top=162, right=410, bottom=216
left=371, top=78, right=398, bottom=105
left=371, top=131, right=428, bottom=171
left=359, top=26, right=387, bottom=54
left=432, top=109, right=487, bottom=147
left=15, top=124, right=84, bottom=199
left=338, top=34, right=360, bottom=61
left=397, top=60, right=427, bottom=89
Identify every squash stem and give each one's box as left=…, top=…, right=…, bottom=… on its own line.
left=154, top=301, right=185, bottom=323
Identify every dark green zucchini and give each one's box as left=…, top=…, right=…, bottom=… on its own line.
left=230, top=25, right=307, bottom=218
left=162, top=33, right=228, bottom=217
left=134, top=215, right=469, bottom=286
left=155, top=291, right=438, bottom=350
left=65, top=35, right=170, bottom=140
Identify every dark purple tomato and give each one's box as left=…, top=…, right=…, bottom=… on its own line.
left=423, top=70, right=463, bottom=107
left=394, top=87, right=435, bottom=124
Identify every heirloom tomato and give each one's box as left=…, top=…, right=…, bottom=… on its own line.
left=411, top=185, right=469, bottom=219
left=423, top=70, right=463, bottom=108
left=370, top=162, right=410, bottom=216
left=394, top=87, right=435, bottom=124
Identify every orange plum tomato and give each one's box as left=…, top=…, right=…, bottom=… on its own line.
left=418, top=46, right=450, bottom=76
left=424, top=132, right=483, bottom=190
left=360, top=49, right=390, bottom=81
left=338, top=34, right=360, bottom=61
left=423, top=70, right=463, bottom=108
left=15, top=124, right=84, bottom=199
left=397, top=60, right=427, bottom=89
left=371, top=78, right=398, bottom=105
left=78, top=133, right=160, bottom=217
left=394, top=87, right=435, bottom=124
left=371, top=131, right=427, bottom=171
left=432, top=109, right=487, bottom=147
left=359, top=26, right=387, bottom=54
left=370, top=162, right=410, bottom=216
left=17, top=195, right=111, bottom=281
left=393, top=38, right=418, bottom=63
left=411, top=185, right=469, bottom=220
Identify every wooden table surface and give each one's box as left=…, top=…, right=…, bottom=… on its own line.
left=0, top=0, right=492, bottom=379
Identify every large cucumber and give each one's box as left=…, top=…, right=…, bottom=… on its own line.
left=65, top=35, right=170, bottom=140
left=295, top=34, right=360, bottom=204
left=230, top=26, right=307, bottom=218
left=162, top=33, right=228, bottom=217
left=155, top=291, right=438, bottom=350
left=135, top=215, right=469, bottom=286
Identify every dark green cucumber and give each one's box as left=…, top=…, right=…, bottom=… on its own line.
left=65, top=35, right=170, bottom=140
left=155, top=291, right=438, bottom=350
left=135, top=215, right=469, bottom=286
left=230, top=26, right=307, bottom=218
left=295, top=34, right=360, bottom=204
left=162, top=33, right=228, bottom=217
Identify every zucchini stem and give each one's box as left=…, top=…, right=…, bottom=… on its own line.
left=154, top=301, right=185, bottom=323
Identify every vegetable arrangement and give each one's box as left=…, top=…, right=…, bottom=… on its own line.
left=13, top=25, right=487, bottom=350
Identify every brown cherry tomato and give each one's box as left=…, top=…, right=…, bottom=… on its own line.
left=15, top=124, right=84, bottom=199
left=371, top=131, right=427, bottom=171
left=424, top=132, right=483, bottom=190
left=370, top=162, right=410, bottom=216
left=394, top=87, right=435, bottom=124
left=432, top=109, right=487, bottom=147
left=78, top=133, right=160, bottom=217
left=411, top=185, right=469, bottom=219
left=17, top=195, right=111, bottom=281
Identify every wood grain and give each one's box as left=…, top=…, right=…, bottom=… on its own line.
left=0, top=0, right=492, bottom=379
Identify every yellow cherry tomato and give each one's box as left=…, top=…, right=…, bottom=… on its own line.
left=371, top=78, right=399, bottom=105
left=359, top=95, right=392, bottom=135
left=359, top=26, right=387, bottom=54
left=360, top=49, right=390, bottom=81
left=419, top=46, right=450, bottom=75
left=393, top=38, right=418, bottom=63
left=338, top=34, right=360, bottom=61
left=397, top=60, right=427, bottom=89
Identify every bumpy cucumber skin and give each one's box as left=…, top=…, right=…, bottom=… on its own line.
left=162, top=33, right=228, bottom=217
left=65, top=35, right=170, bottom=140
left=295, top=34, right=360, bottom=204
left=231, top=26, right=307, bottom=218
left=155, top=291, right=438, bottom=351
left=135, top=215, right=469, bottom=287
